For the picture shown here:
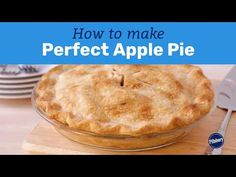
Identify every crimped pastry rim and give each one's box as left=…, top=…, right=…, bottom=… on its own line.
left=32, top=85, right=209, bottom=138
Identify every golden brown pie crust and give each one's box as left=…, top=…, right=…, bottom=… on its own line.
left=35, top=65, right=214, bottom=136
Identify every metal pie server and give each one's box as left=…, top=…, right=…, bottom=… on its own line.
left=208, top=66, right=236, bottom=155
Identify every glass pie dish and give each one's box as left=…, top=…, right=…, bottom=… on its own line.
left=32, top=86, right=210, bottom=151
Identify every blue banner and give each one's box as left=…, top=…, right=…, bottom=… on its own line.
left=0, top=22, right=235, bottom=64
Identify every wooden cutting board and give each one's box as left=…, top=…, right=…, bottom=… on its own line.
left=22, top=80, right=236, bottom=154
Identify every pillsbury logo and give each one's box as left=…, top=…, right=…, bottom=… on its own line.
left=208, top=133, right=224, bottom=149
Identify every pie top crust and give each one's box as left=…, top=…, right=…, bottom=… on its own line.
left=35, top=65, right=214, bottom=136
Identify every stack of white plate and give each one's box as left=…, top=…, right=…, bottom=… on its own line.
left=0, top=65, right=55, bottom=99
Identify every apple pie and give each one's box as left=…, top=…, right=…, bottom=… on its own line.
left=35, top=65, right=214, bottom=137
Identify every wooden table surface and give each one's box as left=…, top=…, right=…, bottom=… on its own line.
left=0, top=65, right=234, bottom=154
left=0, top=99, right=38, bottom=154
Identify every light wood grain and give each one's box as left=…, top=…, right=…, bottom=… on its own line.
left=22, top=80, right=236, bottom=155
left=0, top=99, right=39, bottom=154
